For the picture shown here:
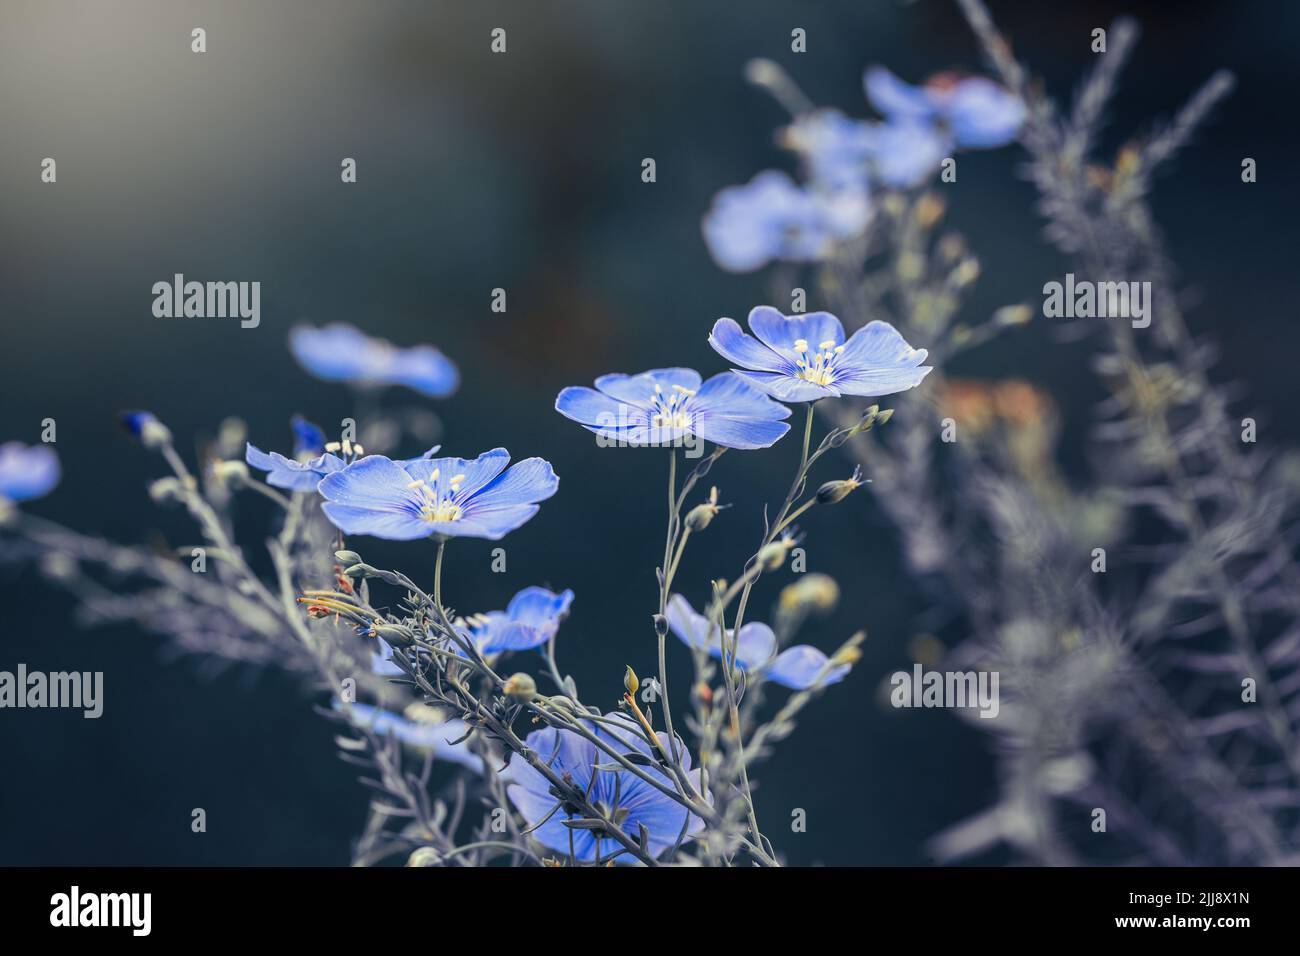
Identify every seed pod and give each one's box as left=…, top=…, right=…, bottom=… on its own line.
left=503, top=673, right=538, bottom=700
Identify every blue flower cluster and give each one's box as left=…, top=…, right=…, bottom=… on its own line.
left=704, top=65, right=1024, bottom=272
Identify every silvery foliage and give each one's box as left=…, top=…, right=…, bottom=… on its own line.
left=798, top=0, right=1299, bottom=864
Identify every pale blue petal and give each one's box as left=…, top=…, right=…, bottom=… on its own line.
left=734, top=623, right=778, bottom=670
left=433, top=503, right=541, bottom=540
left=319, top=455, right=420, bottom=509
left=555, top=386, right=633, bottom=427
left=321, top=502, right=432, bottom=540
left=748, top=307, right=845, bottom=352
left=691, top=415, right=790, bottom=450
left=403, top=448, right=510, bottom=501
left=732, top=370, right=840, bottom=403
left=864, top=66, right=936, bottom=120
left=941, top=77, right=1025, bottom=148
left=763, top=645, right=851, bottom=689
left=708, top=317, right=790, bottom=374
left=593, top=368, right=703, bottom=405
left=466, top=457, right=559, bottom=511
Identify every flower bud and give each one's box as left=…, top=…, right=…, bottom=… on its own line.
left=623, top=665, right=639, bottom=695
left=816, top=466, right=864, bottom=505
left=373, top=623, right=416, bottom=647
left=779, top=573, right=840, bottom=614
left=848, top=405, right=880, bottom=437
left=334, top=550, right=363, bottom=566
left=406, top=847, right=441, bottom=867
left=757, top=538, right=794, bottom=572
left=503, top=673, right=538, bottom=700
left=685, top=486, right=725, bottom=532
left=211, top=460, right=249, bottom=484
left=121, top=411, right=171, bottom=450
left=830, top=631, right=867, bottom=667
left=147, top=477, right=184, bottom=503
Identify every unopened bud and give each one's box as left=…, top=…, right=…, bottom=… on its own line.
left=406, top=847, right=441, bottom=867
left=757, top=538, right=794, bottom=572
left=148, top=477, right=184, bottom=503
left=121, top=411, right=171, bottom=449
left=685, top=486, right=725, bottom=532
left=373, top=623, right=416, bottom=647
left=830, top=631, right=867, bottom=667
left=623, top=665, right=639, bottom=695
left=503, top=673, right=538, bottom=700
left=211, top=460, right=249, bottom=484
left=816, top=466, right=864, bottom=505
left=848, top=405, right=881, bottom=437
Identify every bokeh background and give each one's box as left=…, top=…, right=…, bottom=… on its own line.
left=2, top=0, right=1298, bottom=865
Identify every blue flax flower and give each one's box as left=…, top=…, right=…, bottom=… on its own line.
left=0, top=443, right=60, bottom=503
left=335, top=701, right=483, bottom=772
left=780, top=109, right=876, bottom=191
left=470, top=586, right=575, bottom=653
left=781, top=106, right=957, bottom=191
left=289, top=323, right=460, bottom=398
left=667, top=595, right=850, bottom=690
left=246, top=414, right=443, bottom=493
left=318, top=448, right=558, bottom=541
left=501, top=713, right=705, bottom=861
left=555, top=368, right=790, bottom=450
left=865, top=66, right=1025, bottom=150
left=702, top=170, right=871, bottom=273
left=709, top=306, right=931, bottom=403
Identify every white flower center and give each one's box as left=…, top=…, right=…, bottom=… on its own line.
left=792, top=338, right=844, bottom=386
left=409, top=470, right=467, bottom=522
left=649, top=383, right=696, bottom=430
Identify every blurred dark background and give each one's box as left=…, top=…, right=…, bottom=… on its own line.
left=2, top=0, right=1298, bottom=865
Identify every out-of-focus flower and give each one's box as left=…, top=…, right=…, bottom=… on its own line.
left=865, top=67, right=1025, bottom=150
left=0, top=443, right=60, bottom=503
left=500, top=712, right=705, bottom=861
left=289, top=323, right=460, bottom=398
left=556, top=368, right=791, bottom=450
left=781, top=109, right=876, bottom=191
left=335, top=701, right=483, bottom=772
left=470, top=586, right=575, bottom=653
left=860, top=120, right=952, bottom=188
left=318, top=448, right=558, bottom=541
left=702, top=170, right=871, bottom=272
left=666, top=594, right=850, bottom=690
left=709, top=306, right=931, bottom=402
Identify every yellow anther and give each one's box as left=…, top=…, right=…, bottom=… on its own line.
left=793, top=339, right=809, bottom=352
left=818, top=340, right=836, bottom=350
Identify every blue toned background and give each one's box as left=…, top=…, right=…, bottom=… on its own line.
left=1, top=0, right=1298, bottom=864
